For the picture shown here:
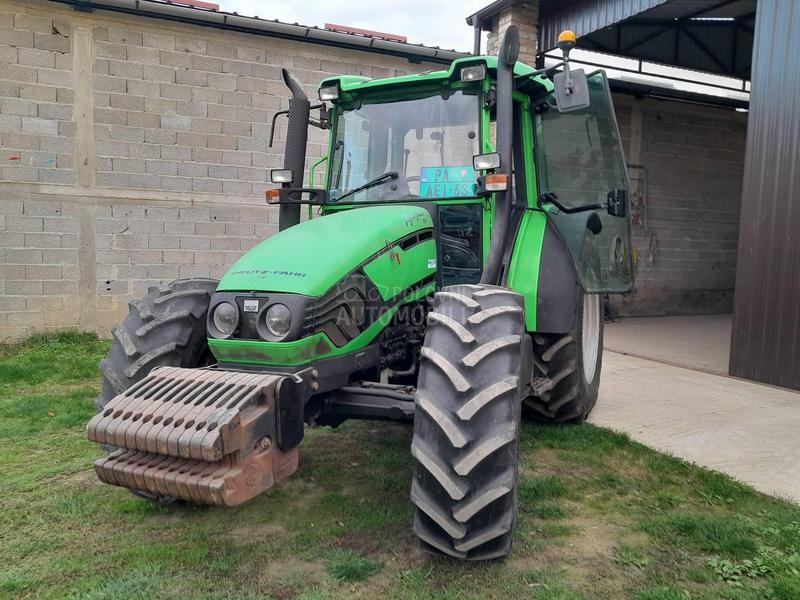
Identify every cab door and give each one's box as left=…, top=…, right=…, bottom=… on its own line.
left=533, top=71, right=634, bottom=293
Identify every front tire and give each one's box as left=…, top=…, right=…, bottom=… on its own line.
left=94, top=278, right=218, bottom=502
left=410, top=284, right=529, bottom=560
left=524, top=290, right=603, bottom=423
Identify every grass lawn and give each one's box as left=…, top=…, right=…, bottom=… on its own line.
left=1, top=332, right=799, bottom=599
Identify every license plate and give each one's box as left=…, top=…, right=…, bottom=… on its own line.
left=419, top=166, right=476, bottom=199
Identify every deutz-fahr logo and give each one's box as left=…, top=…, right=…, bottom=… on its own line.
left=230, top=269, right=307, bottom=278
left=403, top=210, right=429, bottom=228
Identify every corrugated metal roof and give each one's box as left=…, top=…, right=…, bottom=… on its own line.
left=635, top=0, right=754, bottom=19
left=539, top=0, right=670, bottom=51
left=539, top=0, right=756, bottom=78
left=730, top=0, right=800, bottom=390
left=51, top=0, right=467, bottom=63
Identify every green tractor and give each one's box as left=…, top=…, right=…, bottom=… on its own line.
left=88, top=28, right=634, bottom=560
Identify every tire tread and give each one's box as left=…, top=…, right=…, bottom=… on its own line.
left=411, top=284, right=527, bottom=560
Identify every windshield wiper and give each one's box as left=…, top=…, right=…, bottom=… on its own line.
left=333, top=171, right=398, bottom=203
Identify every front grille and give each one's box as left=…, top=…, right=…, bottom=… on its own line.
left=303, top=272, right=380, bottom=347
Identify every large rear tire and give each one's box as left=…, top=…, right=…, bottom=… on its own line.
left=94, top=278, right=218, bottom=502
left=410, top=284, right=529, bottom=560
left=524, top=290, right=603, bottom=423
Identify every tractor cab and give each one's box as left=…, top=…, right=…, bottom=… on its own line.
left=319, top=58, right=508, bottom=288
left=269, top=45, right=634, bottom=296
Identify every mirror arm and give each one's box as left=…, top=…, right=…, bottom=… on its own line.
left=563, top=56, right=573, bottom=96
left=556, top=31, right=577, bottom=95
left=269, top=103, right=329, bottom=148
left=529, top=60, right=565, bottom=78
left=541, top=192, right=601, bottom=214
left=268, top=109, right=290, bottom=148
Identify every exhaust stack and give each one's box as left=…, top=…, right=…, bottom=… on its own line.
left=481, top=26, right=519, bottom=285
left=278, top=69, right=310, bottom=231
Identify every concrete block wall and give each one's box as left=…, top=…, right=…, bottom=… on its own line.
left=0, top=0, right=435, bottom=340
left=611, top=94, right=747, bottom=316
left=0, top=0, right=749, bottom=339
left=0, top=10, right=75, bottom=186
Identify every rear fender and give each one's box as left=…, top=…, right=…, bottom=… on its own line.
left=506, top=212, right=580, bottom=334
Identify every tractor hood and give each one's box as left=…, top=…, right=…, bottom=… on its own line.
left=217, top=205, right=436, bottom=297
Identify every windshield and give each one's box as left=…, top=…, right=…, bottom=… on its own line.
left=328, top=90, right=480, bottom=203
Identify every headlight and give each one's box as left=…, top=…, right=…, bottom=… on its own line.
left=212, top=302, right=238, bottom=337
left=264, top=303, right=292, bottom=339
left=460, top=64, right=486, bottom=82
left=473, top=151, right=501, bottom=171
left=318, top=85, right=339, bottom=101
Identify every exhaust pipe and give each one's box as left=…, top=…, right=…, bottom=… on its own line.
left=278, top=69, right=310, bottom=231
left=481, top=26, right=519, bottom=285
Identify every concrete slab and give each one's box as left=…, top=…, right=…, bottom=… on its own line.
left=591, top=350, right=800, bottom=504
left=605, top=315, right=732, bottom=374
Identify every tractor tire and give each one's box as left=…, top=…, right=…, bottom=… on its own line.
left=524, top=290, right=603, bottom=423
left=410, top=284, right=529, bottom=560
left=94, top=278, right=218, bottom=503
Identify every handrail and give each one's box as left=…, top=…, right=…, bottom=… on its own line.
left=307, top=155, right=328, bottom=219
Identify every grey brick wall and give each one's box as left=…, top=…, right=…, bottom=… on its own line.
left=611, top=94, right=747, bottom=316
left=0, top=9, right=75, bottom=186
left=84, top=24, right=413, bottom=196
left=0, top=0, right=433, bottom=339
left=0, top=0, right=747, bottom=339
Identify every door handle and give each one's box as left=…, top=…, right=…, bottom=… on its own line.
left=540, top=192, right=601, bottom=214
left=607, top=189, right=627, bottom=217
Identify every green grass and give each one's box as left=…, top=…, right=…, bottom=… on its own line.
left=1, top=332, right=799, bottom=599
left=325, top=549, right=383, bottom=582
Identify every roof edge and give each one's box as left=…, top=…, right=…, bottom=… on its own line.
left=465, top=0, right=516, bottom=29
left=51, top=0, right=468, bottom=63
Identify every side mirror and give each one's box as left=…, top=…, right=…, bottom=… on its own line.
left=554, top=68, right=590, bottom=112
left=553, top=30, right=590, bottom=113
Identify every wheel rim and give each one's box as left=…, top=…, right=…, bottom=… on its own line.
left=582, top=294, right=601, bottom=384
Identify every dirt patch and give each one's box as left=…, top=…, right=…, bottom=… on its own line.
left=560, top=514, right=643, bottom=597
left=42, top=468, right=95, bottom=488
left=246, top=556, right=327, bottom=599
left=333, top=530, right=382, bottom=555
left=566, top=515, right=621, bottom=559
left=221, top=523, right=288, bottom=545
left=510, top=507, right=643, bottom=599
left=275, top=477, right=323, bottom=511
left=230, top=553, right=326, bottom=598
left=268, top=556, right=326, bottom=579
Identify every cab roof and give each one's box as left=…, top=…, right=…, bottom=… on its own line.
left=319, top=55, right=554, bottom=97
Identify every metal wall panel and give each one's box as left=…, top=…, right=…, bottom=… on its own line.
left=540, top=0, right=756, bottom=78
left=730, top=0, right=800, bottom=390
left=539, top=0, right=670, bottom=51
